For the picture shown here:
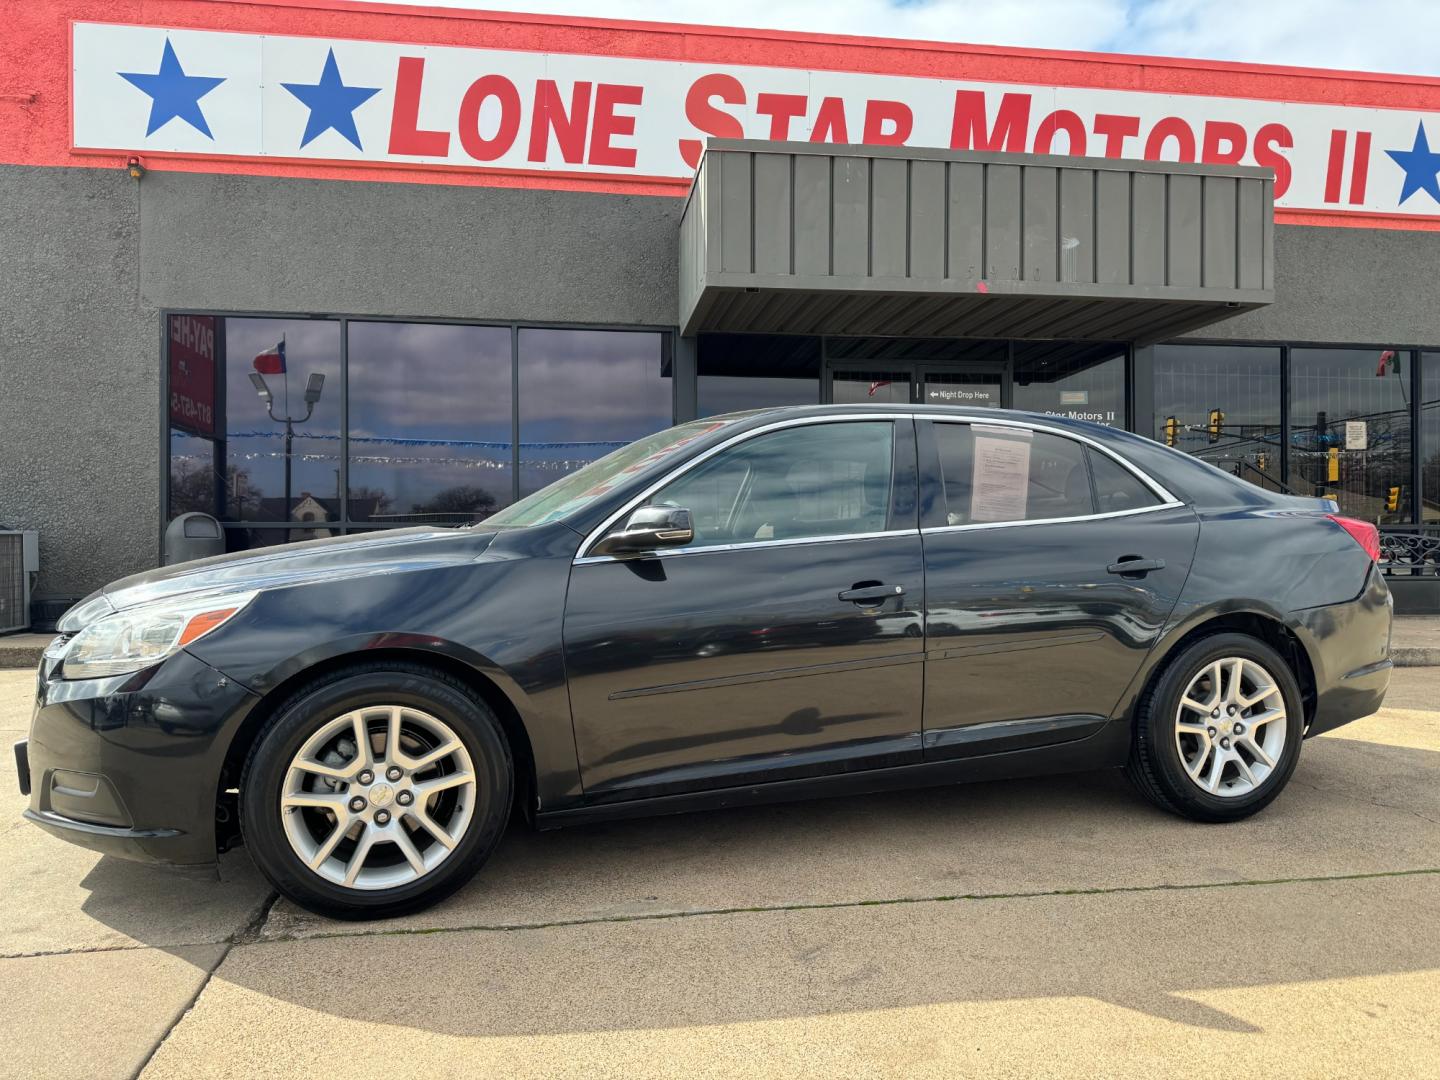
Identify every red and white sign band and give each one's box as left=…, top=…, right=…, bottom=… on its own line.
left=72, top=22, right=1440, bottom=219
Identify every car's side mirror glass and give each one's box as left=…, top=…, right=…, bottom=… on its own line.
left=592, top=504, right=694, bottom=556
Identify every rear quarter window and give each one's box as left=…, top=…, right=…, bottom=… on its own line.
left=1087, top=448, right=1162, bottom=514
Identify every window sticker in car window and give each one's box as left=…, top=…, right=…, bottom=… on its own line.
left=970, top=425, right=1034, bottom=523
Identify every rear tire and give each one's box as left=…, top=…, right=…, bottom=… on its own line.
left=240, top=662, right=512, bottom=920
left=1125, top=632, right=1303, bottom=822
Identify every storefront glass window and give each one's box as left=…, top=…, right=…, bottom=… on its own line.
left=517, top=328, right=672, bottom=497
left=1013, top=343, right=1126, bottom=427
left=1153, top=345, right=1282, bottom=489
left=825, top=338, right=1007, bottom=408
left=168, top=315, right=342, bottom=529
left=826, top=338, right=1008, bottom=363
left=347, top=322, right=512, bottom=525
left=1417, top=353, right=1440, bottom=523
left=697, top=334, right=820, bottom=415
left=1290, top=347, right=1412, bottom=523
left=168, top=316, right=673, bottom=547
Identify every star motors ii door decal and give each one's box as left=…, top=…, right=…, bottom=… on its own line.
left=75, top=23, right=1440, bottom=220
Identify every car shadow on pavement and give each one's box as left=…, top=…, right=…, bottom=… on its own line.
left=72, top=848, right=270, bottom=937
left=74, top=732, right=1440, bottom=1038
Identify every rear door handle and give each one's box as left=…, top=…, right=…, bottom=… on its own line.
left=1107, top=556, right=1166, bottom=576
left=839, top=584, right=905, bottom=603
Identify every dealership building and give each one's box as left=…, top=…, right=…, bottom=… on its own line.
left=4, top=0, right=1440, bottom=621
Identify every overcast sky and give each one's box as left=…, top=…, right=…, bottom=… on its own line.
left=360, top=0, right=1440, bottom=77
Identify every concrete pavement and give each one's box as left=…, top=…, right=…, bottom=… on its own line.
left=146, top=876, right=1440, bottom=1080
left=1, top=667, right=1437, bottom=1078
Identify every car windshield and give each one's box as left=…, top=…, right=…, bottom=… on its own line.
left=484, top=417, right=748, bottom=528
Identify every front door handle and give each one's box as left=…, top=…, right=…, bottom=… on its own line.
left=839, top=584, right=905, bottom=603
left=1107, top=556, right=1166, bottom=577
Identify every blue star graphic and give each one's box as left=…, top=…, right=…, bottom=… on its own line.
left=118, top=39, right=225, bottom=138
left=1385, top=122, right=1440, bottom=205
left=281, top=49, right=380, bottom=151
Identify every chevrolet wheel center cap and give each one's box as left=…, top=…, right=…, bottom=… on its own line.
left=368, top=784, right=394, bottom=808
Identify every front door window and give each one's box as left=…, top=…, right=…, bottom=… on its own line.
left=648, top=420, right=897, bottom=546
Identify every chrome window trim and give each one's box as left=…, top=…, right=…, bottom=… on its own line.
left=573, top=411, right=1186, bottom=564
left=920, top=500, right=1186, bottom=536
left=573, top=528, right=911, bottom=565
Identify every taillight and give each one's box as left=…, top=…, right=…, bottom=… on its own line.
left=1327, top=514, right=1381, bottom=562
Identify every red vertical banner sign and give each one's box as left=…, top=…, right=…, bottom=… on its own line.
left=169, top=314, right=218, bottom=437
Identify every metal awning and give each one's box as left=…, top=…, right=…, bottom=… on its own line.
left=679, top=140, right=1274, bottom=343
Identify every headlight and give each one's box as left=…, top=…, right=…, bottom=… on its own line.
left=59, top=591, right=259, bottom=680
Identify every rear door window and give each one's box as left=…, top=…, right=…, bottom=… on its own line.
left=933, top=423, right=1096, bottom=525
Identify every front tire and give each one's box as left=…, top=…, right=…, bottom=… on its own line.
left=1125, top=632, right=1304, bottom=822
left=240, top=663, right=512, bottom=920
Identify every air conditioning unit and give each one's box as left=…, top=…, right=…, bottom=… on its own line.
left=0, top=531, right=39, bottom=634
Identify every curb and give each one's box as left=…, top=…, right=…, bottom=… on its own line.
left=0, top=634, right=53, bottom=672
left=1391, top=647, right=1440, bottom=668
left=0, top=649, right=42, bottom=672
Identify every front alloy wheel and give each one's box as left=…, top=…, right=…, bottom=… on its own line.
left=281, top=706, right=477, bottom=890
left=242, top=664, right=512, bottom=920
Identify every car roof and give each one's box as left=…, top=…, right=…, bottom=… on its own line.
left=712, top=403, right=1112, bottom=435
left=704, top=404, right=1299, bottom=512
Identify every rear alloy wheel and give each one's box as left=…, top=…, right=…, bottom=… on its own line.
left=1173, top=657, right=1288, bottom=799
left=241, top=664, right=512, bottom=919
left=1126, top=633, right=1304, bottom=822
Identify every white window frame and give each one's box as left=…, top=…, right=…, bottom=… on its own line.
left=575, top=411, right=1184, bottom=563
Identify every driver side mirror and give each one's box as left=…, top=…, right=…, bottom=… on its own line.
left=592, top=504, right=695, bottom=556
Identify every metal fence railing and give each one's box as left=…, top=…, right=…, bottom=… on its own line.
left=1378, top=526, right=1440, bottom=578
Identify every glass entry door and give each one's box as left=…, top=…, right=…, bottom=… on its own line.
left=829, top=368, right=914, bottom=405
left=826, top=363, right=1004, bottom=407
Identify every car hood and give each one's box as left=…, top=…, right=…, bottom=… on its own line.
left=59, top=527, right=497, bottom=631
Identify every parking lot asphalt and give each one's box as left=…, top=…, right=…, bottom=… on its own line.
left=2, top=667, right=1437, bottom=1079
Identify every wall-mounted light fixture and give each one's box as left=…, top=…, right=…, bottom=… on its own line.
left=126, top=156, right=145, bottom=180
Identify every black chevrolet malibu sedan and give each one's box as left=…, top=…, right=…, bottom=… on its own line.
left=17, top=406, right=1392, bottom=918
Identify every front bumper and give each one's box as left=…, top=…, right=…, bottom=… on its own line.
left=18, top=649, right=260, bottom=867
left=1294, top=563, right=1393, bottom=738
left=13, top=739, right=30, bottom=796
